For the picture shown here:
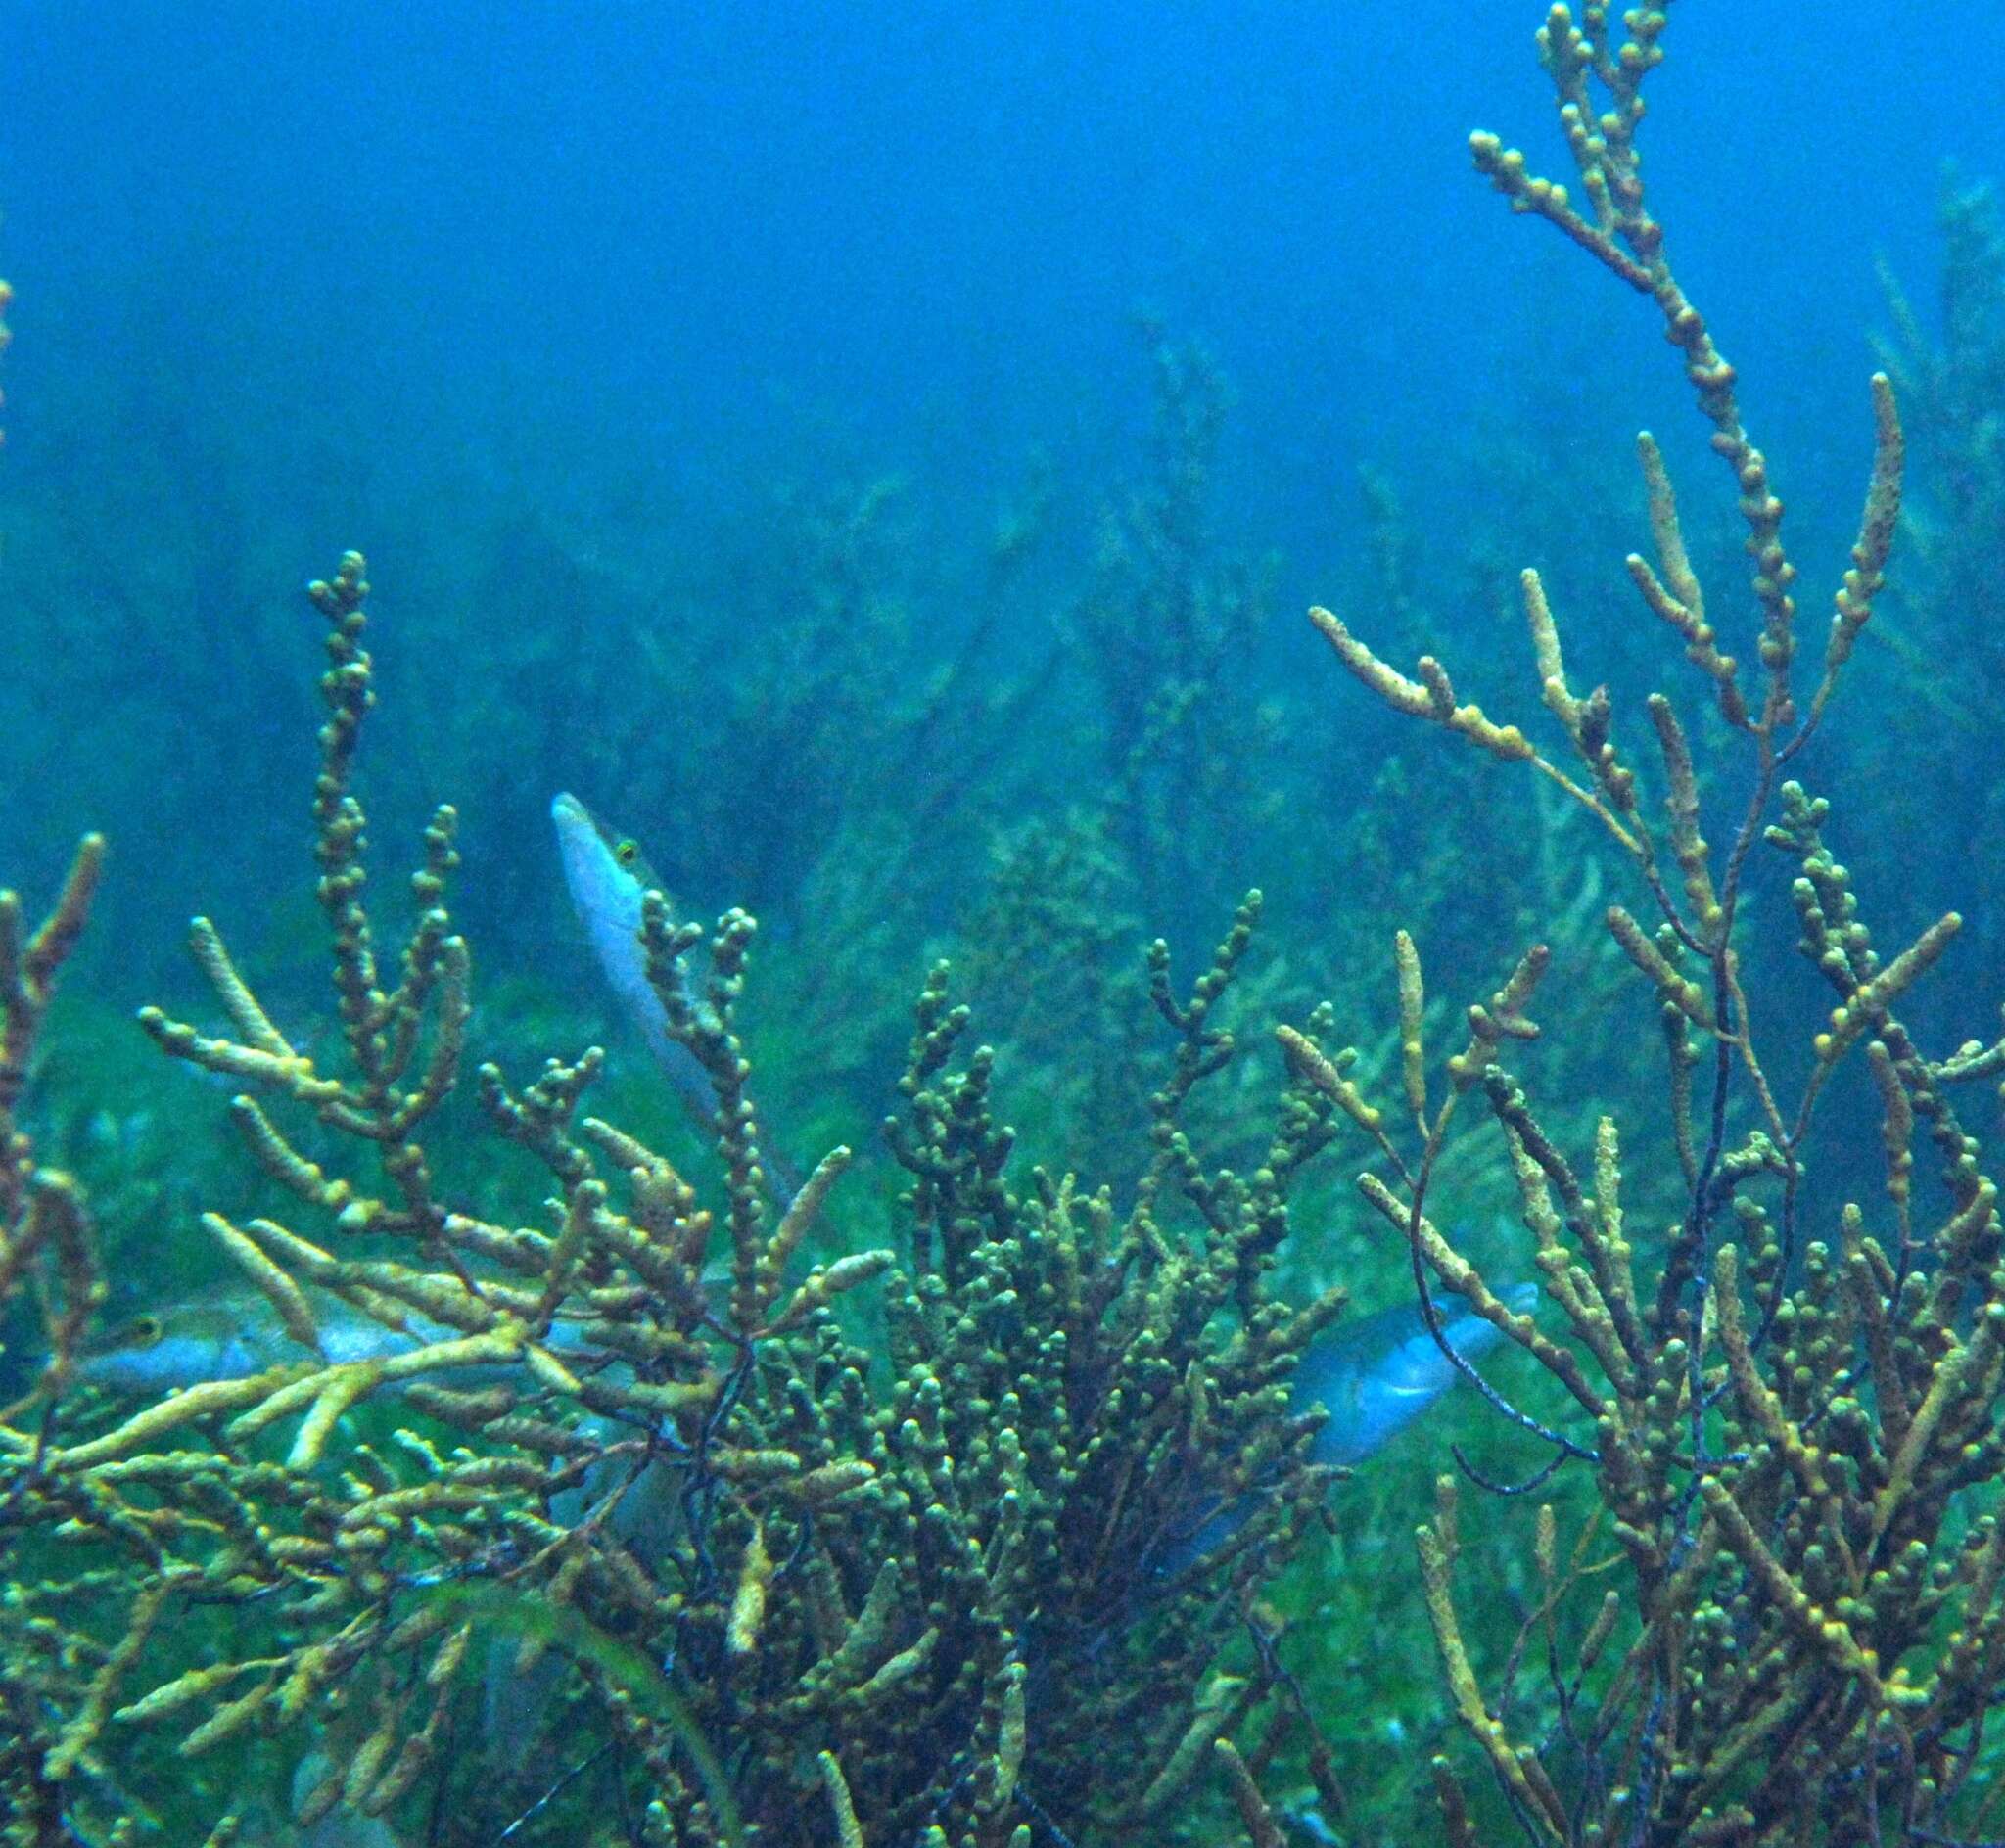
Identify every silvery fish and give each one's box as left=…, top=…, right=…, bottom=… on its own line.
left=1146, top=1281, right=1539, bottom=1577
left=226, top=1752, right=407, bottom=1848
left=85, top=1278, right=1534, bottom=1482
left=76, top=1287, right=595, bottom=1400
left=552, top=790, right=803, bottom=1200
left=78, top=1288, right=448, bottom=1397
left=1294, top=1279, right=1539, bottom=1466
left=80, top=1292, right=673, bottom=1586
left=550, top=790, right=724, bottom=1135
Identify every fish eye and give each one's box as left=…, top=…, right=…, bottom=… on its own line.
left=615, top=839, right=639, bottom=865
left=124, top=1315, right=163, bottom=1349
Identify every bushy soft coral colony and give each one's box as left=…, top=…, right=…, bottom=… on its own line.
left=3, top=549, right=1349, bottom=1846
left=7, top=4, right=2005, bottom=1846
left=1307, top=6, right=2005, bottom=1842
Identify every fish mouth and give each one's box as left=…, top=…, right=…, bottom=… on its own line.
left=551, top=791, right=627, bottom=858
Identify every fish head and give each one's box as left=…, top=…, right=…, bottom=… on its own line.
left=80, top=1292, right=302, bottom=1396
left=551, top=791, right=653, bottom=946
left=1296, top=1280, right=1538, bottom=1466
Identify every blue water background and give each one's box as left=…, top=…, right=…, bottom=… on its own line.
left=1, top=0, right=1999, bottom=996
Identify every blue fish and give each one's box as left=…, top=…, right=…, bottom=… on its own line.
left=550, top=790, right=720, bottom=1133
left=77, top=1289, right=458, bottom=1396
left=1146, top=1281, right=1538, bottom=1578
left=552, top=790, right=802, bottom=1199
left=1295, top=1280, right=1538, bottom=1466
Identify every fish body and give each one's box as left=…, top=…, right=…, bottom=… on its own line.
left=81, top=1289, right=525, bottom=1398
left=550, top=791, right=717, bottom=1129
left=78, top=1292, right=385, bottom=1396
left=1145, top=1282, right=1538, bottom=1578
left=1293, top=1282, right=1538, bottom=1466
left=552, top=790, right=802, bottom=1199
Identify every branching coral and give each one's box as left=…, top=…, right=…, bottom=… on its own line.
left=1297, top=4, right=2005, bottom=1840
left=0, top=554, right=1360, bottom=1846
left=0, top=830, right=109, bottom=1838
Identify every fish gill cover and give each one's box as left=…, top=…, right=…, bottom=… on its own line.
left=6, top=4, right=2005, bottom=1846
